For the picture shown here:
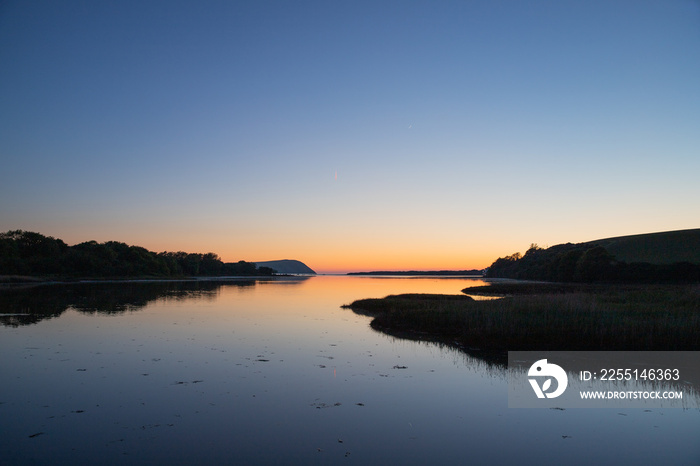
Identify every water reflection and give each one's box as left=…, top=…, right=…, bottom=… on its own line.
left=0, top=278, right=309, bottom=327
left=366, top=320, right=507, bottom=367
left=1, top=276, right=699, bottom=465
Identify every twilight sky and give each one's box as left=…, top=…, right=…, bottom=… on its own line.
left=1, top=0, right=699, bottom=273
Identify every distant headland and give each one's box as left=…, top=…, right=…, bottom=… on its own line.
left=254, top=260, right=316, bottom=275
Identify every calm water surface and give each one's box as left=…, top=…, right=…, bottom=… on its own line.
left=1, top=276, right=699, bottom=465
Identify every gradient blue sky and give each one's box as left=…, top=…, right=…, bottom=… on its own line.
left=1, top=0, right=699, bottom=272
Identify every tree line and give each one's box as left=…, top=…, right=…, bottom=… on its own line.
left=485, top=243, right=699, bottom=283
left=0, top=230, right=276, bottom=278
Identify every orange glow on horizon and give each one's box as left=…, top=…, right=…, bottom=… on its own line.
left=16, top=222, right=700, bottom=274
left=32, top=219, right=686, bottom=275
left=232, top=248, right=496, bottom=274
left=22, top=225, right=509, bottom=275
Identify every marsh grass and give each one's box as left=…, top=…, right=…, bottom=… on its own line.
left=345, top=284, right=700, bottom=354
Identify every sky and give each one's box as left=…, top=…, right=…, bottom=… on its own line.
left=1, top=0, right=699, bottom=273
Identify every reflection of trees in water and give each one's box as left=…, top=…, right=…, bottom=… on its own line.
left=369, top=319, right=508, bottom=368
left=0, top=280, right=266, bottom=327
left=342, top=304, right=507, bottom=368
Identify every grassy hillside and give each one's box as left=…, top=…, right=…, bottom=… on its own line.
left=588, top=229, right=700, bottom=265
left=486, top=228, right=700, bottom=283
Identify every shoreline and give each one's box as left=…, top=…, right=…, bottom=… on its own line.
left=344, top=282, right=700, bottom=364
left=0, top=274, right=311, bottom=287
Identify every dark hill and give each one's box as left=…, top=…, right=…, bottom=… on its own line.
left=254, top=260, right=316, bottom=275
left=587, top=228, right=700, bottom=265
left=485, top=228, right=700, bottom=283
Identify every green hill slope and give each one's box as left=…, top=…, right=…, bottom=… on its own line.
left=485, top=228, right=700, bottom=283
left=588, top=229, right=700, bottom=265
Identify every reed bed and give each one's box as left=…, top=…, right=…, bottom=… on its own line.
left=345, top=284, right=700, bottom=353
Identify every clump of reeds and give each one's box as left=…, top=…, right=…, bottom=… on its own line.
left=346, top=284, right=700, bottom=352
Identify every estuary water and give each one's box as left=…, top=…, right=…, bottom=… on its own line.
left=1, top=276, right=699, bottom=465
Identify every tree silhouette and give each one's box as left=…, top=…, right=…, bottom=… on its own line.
left=0, top=230, right=276, bottom=278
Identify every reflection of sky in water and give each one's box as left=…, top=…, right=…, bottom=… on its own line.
left=1, top=277, right=699, bottom=464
